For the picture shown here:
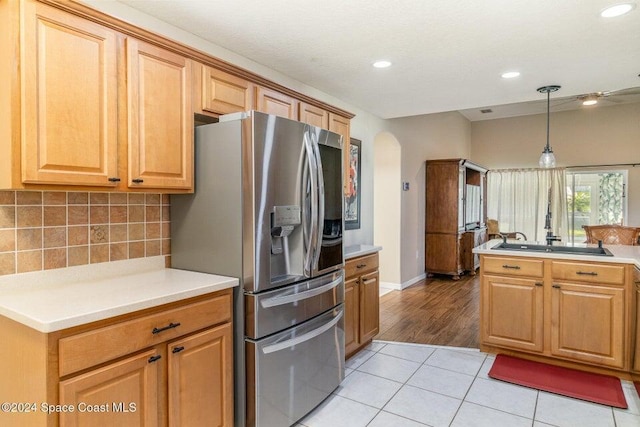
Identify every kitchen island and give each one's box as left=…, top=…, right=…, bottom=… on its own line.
left=473, top=240, right=640, bottom=380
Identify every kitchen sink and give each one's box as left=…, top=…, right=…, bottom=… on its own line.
left=492, top=242, right=613, bottom=256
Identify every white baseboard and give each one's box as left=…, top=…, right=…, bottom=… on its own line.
left=379, top=281, right=401, bottom=290
left=401, top=273, right=427, bottom=290
left=379, top=273, right=427, bottom=292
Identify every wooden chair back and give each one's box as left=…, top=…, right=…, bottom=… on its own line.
left=582, top=224, right=640, bottom=245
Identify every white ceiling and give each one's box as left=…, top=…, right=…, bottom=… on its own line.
left=118, top=0, right=640, bottom=120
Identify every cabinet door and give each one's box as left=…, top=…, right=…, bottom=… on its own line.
left=425, top=233, right=461, bottom=275
left=200, top=65, right=253, bottom=115
left=127, top=38, right=193, bottom=190
left=59, top=349, right=160, bottom=427
left=344, top=277, right=360, bottom=357
left=168, top=323, right=233, bottom=427
left=328, top=113, right=350, bottom=194
left=255, top=86, right=298, bottom=119
left=299, top=102, right=329, bottom=129
left=634, top=268, right=640, bottom=372
left=551, top=282, right=625, bottom=369
left=359, top=271, right=380, bottom=344
left=22, top=1, right=118, bottom=186
left=481, top=275, right=544, bottom=352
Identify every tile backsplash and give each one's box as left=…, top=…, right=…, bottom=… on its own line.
left=0, top=191, right=170, bottom=276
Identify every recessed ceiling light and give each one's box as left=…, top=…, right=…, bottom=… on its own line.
left=600, top=3, right=636, bottom=17
left=501, top=71, right=520, bottom=79
left=372, top=60, right=392, bottom=69
left=582, top=99, right=598, bottom=106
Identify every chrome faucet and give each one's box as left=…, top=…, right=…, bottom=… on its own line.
left=544, top=189, right=560, bottom=246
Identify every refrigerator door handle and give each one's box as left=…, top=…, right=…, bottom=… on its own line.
left=311, top=133, right=325, bottom=270
left=303, top=130, right=319, bottom=276
left=260, top=275, right=343, bottom=308
left=261, top=309, right=343, bottom=354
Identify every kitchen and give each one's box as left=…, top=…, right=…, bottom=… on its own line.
left=1, top=0, right=640, bottom=426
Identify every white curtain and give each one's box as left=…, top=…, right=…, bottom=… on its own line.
left=487, top=168, right=568, bottom=243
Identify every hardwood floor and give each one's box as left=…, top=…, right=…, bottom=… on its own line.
left=375, top=273, right=480, bottom=348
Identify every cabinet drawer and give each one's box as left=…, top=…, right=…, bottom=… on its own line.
left=59, top=292, right=231, bottom=377
left=345, top=253, right=378, bottom=278
left=482, top=256, right=544, bottom=278
left=552, top=261, right=625, bottom=285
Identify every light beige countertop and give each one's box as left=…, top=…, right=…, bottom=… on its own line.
left=0, top=256, right=238, bottom=333
left=344, top=244, right=383, bottom=259
left=474, top=239, right=640, bottom=269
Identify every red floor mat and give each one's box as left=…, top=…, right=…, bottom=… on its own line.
left=488, top=354, right=627, bottom=408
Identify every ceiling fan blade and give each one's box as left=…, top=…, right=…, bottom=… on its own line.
left=602, top=86, right=640, bottom=97
left=550, top=98, right=579, bottom=109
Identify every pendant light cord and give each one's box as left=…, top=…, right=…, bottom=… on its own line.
left=546, top=90, right=550, bottom=151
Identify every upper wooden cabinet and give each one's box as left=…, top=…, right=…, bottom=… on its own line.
left=328, top=113, right=351, bottom=194
left=0, top=0, right=353, bottom=192
left=17, top=0, right=119, bottom=187
left=255, top=86, right=298, bottom=120
left=197, top=63, right=253, bottom=116
left=127, top=39, right=193, bottom=190
left=299, top=102, right=329, bottom=129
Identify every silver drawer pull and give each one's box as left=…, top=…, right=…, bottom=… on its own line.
left=261, top=275, right=342, bottom=308
left=356, top=263, right=367, bottom=269
left=502, top=264, right=521, bottom=270
left=576, top=271, right=598, bottom=276
left=262, top=311, right=343, bottom=354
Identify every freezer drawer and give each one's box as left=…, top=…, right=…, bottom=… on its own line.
left=246, top=306, right=345, bottom=427
left=245, top=270, right=344, bottom=339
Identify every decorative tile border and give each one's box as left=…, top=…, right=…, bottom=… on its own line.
left=0, top=191, right=170, bottom=276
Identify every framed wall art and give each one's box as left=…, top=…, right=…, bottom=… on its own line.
left=345, top=138, right=361, bottom=230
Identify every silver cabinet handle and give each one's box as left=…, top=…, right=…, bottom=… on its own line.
left=262, top=311, right=343, bottom=354
left=261, top=275, right=343, bottom=308
left=502, top=264, right=521, bottom=270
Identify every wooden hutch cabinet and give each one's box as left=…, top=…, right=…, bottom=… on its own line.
left=425, top=159, right=487, bottom=279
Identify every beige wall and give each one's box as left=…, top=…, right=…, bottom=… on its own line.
left=471, top=102, right=640, bottom=225
left=389, top=112, right=472, bottom=283
left=373, top=132, right=401, bottom=285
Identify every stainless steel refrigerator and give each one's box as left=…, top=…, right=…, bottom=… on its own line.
left=171, top=111, right=345, bottom=427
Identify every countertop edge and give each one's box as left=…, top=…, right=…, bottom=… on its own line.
left=473, top=239, right=640, bottom=269
left=0, top=269, right=239, bottom=334
left=345, top=245, right=383, bottom=259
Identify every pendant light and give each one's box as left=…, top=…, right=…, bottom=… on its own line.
left=537, top=85, right=561, bottom=168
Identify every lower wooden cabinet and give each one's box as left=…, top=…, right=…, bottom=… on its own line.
left=168, top=323, right=233, bottom=427
left=481, top=275, right=543, bottom=352
left=0, top=290, right=233, bottom=427
left=551, top=281, right=625, bottom=369
left=345, top=253, right=380, bottom=358
left=59, top=349, right=160, bottom=427
left=631, top=267, right=640, bottom=373
left=480, top=255, right=632, bottom=374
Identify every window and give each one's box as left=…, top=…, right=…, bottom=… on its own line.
left=566, top=170, right=628, bottom=243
